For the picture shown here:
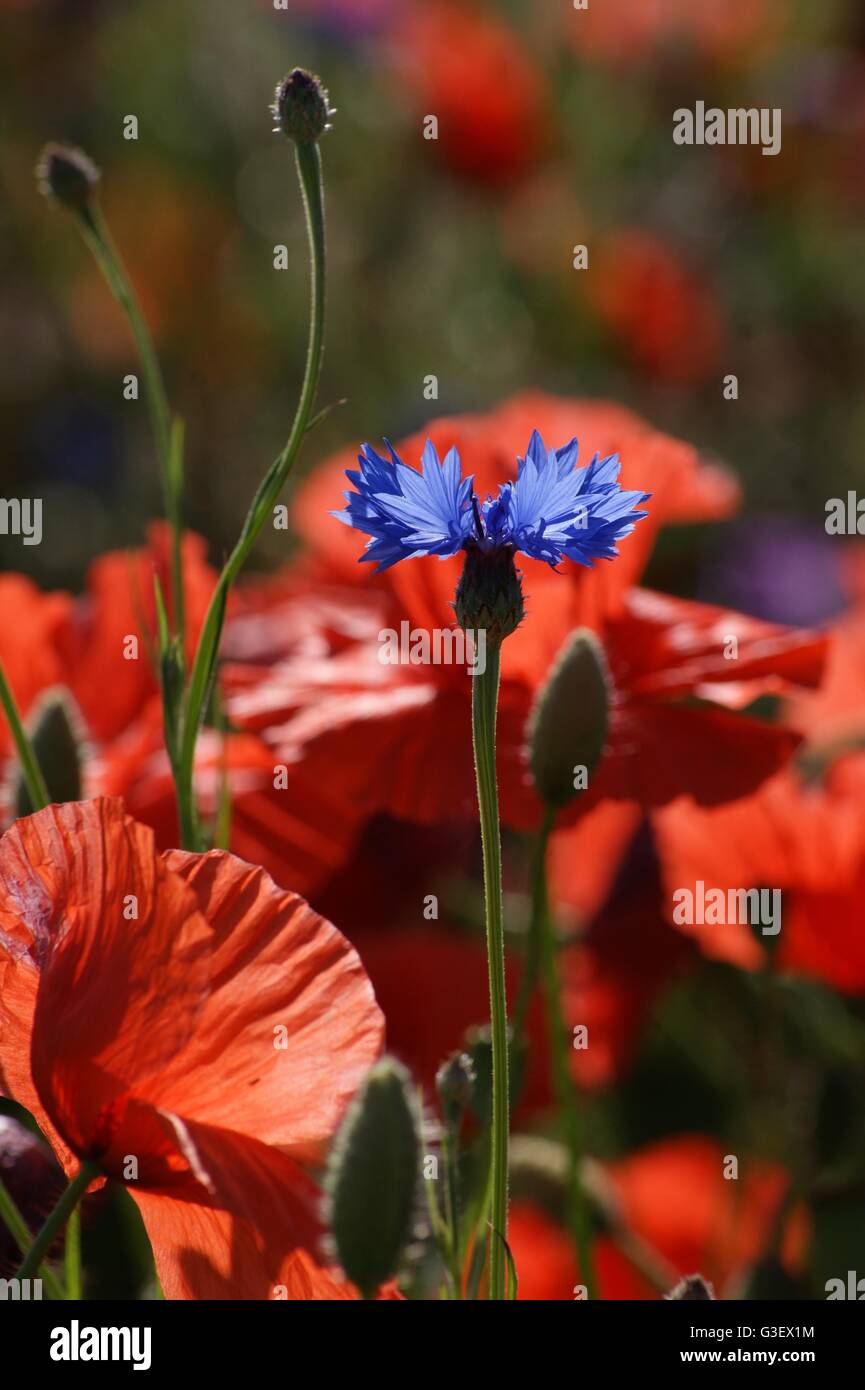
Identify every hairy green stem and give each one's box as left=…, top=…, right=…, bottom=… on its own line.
left=16, top=1162, right=97, bottom=1283
left=471, top=643, right=509, bottom=1299
left=175, top=141, right=326, bottom=849
left=64, top=1206, right=82, bottom=1300
left=77, top=203, right=185, bottom=644
left=0, top=662, right=49, bottom=811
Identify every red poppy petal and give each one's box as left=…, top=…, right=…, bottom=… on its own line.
left=0, top=798, right=212, bottom=1158
left=129, top=1122, right=346, bottom=1300
left=156, top=849, right=384, bottom=1159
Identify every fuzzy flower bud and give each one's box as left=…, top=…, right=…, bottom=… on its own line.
left=435, top=1050, right=476, bottom=1128
left=527, top=629, right=610, bottom=809
left=271, top=69, right=334, bottom=145
left=454, top=543, right=525, bottom=647
left=36, top=143, right=100, bottom=212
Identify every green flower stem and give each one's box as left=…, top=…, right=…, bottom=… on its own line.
left=175, top=140, right=326, bottom=849
left=64, top=1206, right=82, bottom=1300
left=0, top=1175, right=64, bottom=1299
left=77, top=203, right=184, bottom=644
left=16, top=1161, right=98, bottom=1284
left=0, top=662, right=49, bottom=811
left=471, top=641, right=509, bottom=1299
left=532, top=807, right=598, bottom=1299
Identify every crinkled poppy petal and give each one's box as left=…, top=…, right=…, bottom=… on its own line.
left=611, top=589, right=827, bottom=703
left=268, top=682, right=476, bottom=826
left=152, top=849, right=384, bottom=1160
left=0, top=798, right=212, bottom=1160
left=0, top=944, right=76, bottom=1175
left=128, top=1120, right=348, bottom=1300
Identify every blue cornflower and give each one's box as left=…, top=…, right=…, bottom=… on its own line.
left=333, top=428, right=650, bottom=644
left=333, top=429, right=650, bottom=572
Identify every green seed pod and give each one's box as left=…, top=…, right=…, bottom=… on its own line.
left=35, top=143, right=100, bottom=212
left=325, top=1057, right=420, bottom=1299
left=13, top=689, right=84, bottom=819
left=271, top=69, right=334, bottom=145
left=527, top=628, right=610, bottom=809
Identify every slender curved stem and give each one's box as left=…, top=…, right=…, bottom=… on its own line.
left=471, top=643, right=509, bottom=1299
left=16, top=1162, right=97, bottom=1283
left=77, top=204, right=184, bottom=645
left=0, top=662, right=49, bottom=810
left=175, top=141, right=327, bottom=849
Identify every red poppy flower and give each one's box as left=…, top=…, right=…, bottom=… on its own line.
left=0, top=798, right=384, bottom=1298
left=509, top=1136, right=805, bottom=1300
left=654, top=752, right=865, bottom=992
left=0, top=575, right=72, bottom=762
left=0, top=532, right=365, bottom=897
left=56, top=523, right=218, bottom=744
left=588, top=231, right=725, bottom=384
left=390, top=3, right=549, bottom=188
left=0, top=524, right=217, bottom=759
left=226, top=393, right=748, bottom=847
left=221, top=578, right=826, bottom=845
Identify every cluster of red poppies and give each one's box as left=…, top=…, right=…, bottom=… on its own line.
left=3, top=387, right=859, bottom=1297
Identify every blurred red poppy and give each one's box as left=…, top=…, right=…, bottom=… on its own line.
left=221, top=577, right=826, bottom=843
left=654, top=752, right=865, bottom=993
left=0, top=797, right=384, bottom=1298
left=510, top=1135, right=805, bottom=1300
left=0, top=575, right=72, bottom=761
left=588, top=231, right=726, bottom=384
left=390, top=2, right=549, bottom=188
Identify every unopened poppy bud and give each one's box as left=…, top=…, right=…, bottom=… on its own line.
left=665, top=1274, right=715, bottom=1300
left=325, top=1057, right=420, bottom=1298
left=454, top=544, right=525, bottom=647
left=527, top=629, right=610, bottom=809
left=35, top=142, right=100, bottom=212
left=13, top=688, right=84, bottom=819
left=436, top=1050, right=475, bottom=1127
left=271, top=68, right=333, bottom=144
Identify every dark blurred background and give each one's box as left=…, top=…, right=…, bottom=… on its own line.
left=1, top=0, right=864, bottom=615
